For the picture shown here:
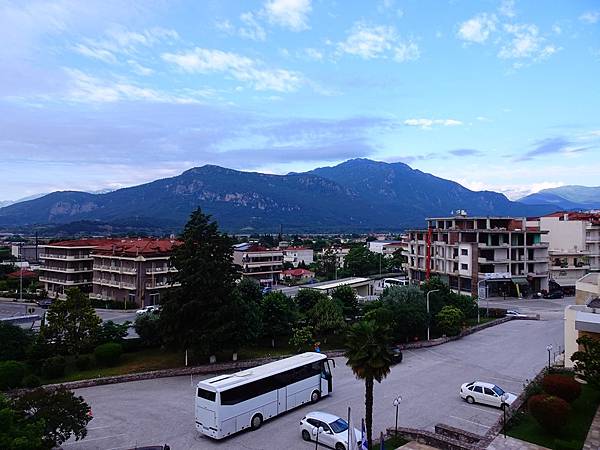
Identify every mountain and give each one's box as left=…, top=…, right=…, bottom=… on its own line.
left=518, top=185, right=600, bottom=210
left=0, top=159, right=556, bottom=233
left=0, top=193, right=48, bottom=208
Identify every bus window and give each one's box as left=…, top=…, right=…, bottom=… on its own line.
left=197, top=388, right=216, bottom=401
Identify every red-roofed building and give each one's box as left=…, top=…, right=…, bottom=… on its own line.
left=233, top=242, right=283, bottom=287
left=7, top=269, right=37, bottom=279
left=282, top=268, right=315, bottom=282
left=91, top=238, right=181, bottom=307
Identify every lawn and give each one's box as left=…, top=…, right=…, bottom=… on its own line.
left=507, top=381, right=600, bottom=450
left=371, top=434, right=409, bottom=449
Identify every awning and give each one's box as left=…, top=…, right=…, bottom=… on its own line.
left=511, top=277, right=529, bottom=285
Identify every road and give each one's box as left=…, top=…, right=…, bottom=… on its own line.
left=65, top=313, right=563, bottom=450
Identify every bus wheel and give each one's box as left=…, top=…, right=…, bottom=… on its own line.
left=310, top=390, right=321, bottom=403
left=250, top=414, right=263, bottom=430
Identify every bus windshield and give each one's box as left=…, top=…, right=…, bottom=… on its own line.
left=329, top=418, right=349, bottom=433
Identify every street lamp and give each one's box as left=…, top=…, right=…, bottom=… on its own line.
left=312, top=426, right=324, bottom=449
left=546, top=344, right=553, bottom=371
left=393, top=395, right=402, bottom=436
left=501, top=393, right=509, bottom=438
left=426, top=290, right=439, bottom=341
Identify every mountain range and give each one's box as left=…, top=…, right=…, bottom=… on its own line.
left=0, top=159, right=561, bottom=234
left=518, top=185, right=600, bottom=210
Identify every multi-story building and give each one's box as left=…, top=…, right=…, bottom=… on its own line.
left=39, top=239, right=116, bottom=298
left=281, top=246, right=314, bottom=267
left=407, top=214, right=549, bottom=297
left=11, top=243, right=43, bottom=263
left=368, top=241, right=404, bottom=256
left=233, top=243, right=283, bottom=287
left=90, top=238, right=179, bottom=307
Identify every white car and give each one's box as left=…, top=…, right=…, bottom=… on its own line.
left=460, top=381, right=517, bottom=408
left=135, top=305, right=160, bottom=315
left=300, top=411, right=361, bottom=450
left=506, top=309, right=527, bottom=318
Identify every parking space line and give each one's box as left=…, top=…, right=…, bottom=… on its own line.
left=449, top=416, right=491, bottom=429
left=63, top=433, right=127, bottom=446
left=458, top=404, right=502, bottom=416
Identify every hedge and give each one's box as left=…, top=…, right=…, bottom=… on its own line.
left=542, top=374, right=582, bottom=403
left=528, top=394, right=571, bottom=433
left=94, top=343, right=123, bottom=367
left=0, top=360, right=26, bottom=390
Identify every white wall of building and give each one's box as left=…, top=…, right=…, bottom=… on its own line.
left=539, top=216, right=587, bottom=252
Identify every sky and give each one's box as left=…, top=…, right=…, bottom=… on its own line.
left=0, top=0, right=599, bottom=202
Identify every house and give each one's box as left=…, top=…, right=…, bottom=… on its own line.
left=233, top=243, right=283, bottom=287
left=281, top=246, right=314, bottom=267
left=282, top=268, right=315, bottom=282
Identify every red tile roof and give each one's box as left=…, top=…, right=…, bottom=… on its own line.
left=284, top=246, right=310, bottom=250
left=92, top=239, right=181, bottom=257
left=7, top=269, right=37, bottom=278
left=46, top=238, right=121, bottom=248
left=282, top=268, right=315, bottom=277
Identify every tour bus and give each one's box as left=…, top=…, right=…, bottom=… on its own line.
left=195, top=352, right=334, bottom=439
left=383, top=278, right=409, bottom=289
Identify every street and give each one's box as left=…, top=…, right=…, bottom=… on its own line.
left=65, top=309, right=563, bottom=450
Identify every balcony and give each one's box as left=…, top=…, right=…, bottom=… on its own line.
left=39, top=276, right=91, bottom=285
left=146, top=281, right=180, bottom=289
left=146, top=267, right=169, bottom=274
left=40, top=253, right=92, bottom=261
left=550, top=265, right=590, bottom=271
left=93, top=265, right=137, bottom=274
left=42, top=266, right=92, bottom=273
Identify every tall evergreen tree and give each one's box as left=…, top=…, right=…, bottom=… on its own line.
left=159, top=208, right=239, bottom=357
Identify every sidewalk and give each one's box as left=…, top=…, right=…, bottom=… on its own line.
left=583, top=403, right=600, bottom=450
left=487, top=435, right=550, bottom=450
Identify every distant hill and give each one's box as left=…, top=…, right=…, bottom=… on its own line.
left=518, top=185, right=600, bottom=210
left=0, top=159, right=556, bottom=233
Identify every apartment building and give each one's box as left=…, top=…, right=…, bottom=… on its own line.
left=39, top=239, right=117, bottom=298
left=407, top=214, right=549, bottom=297
left=90, top=238, right=179, bottom=307
left=233, top=243, right=283, bottom=287
left=368, top=240, right=404, bottom=256
left=281, top=246, right=314, bottom=267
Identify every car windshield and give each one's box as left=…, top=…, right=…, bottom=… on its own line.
left=493, top=385, right=505, bottom=396
left=329, top=418, right=349, bottom=434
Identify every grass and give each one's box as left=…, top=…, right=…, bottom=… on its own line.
left=371, top=434, right=409, bottom=449
left=507, top=381, right=600, bottom=450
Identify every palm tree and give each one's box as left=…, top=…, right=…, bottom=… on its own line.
left=345, top=320, right=393, bottom=449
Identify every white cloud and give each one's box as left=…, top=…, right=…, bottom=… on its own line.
left=72, top=43, right=116, bottom=63
left=64, top=69, right=202, bottom=104
left=580, top=11, right=600, bottom=24
left=239, top=12, right=267, bottom=41
left=264, top=0, right=312, bottom=31
left=127, top=59, right=154, bottom=76
left=404, top=118, right=463, bottom=129
left=498, top=24, right=558, bottom=61
left=457, top=179, right=566, bottom=200
left=457, top=13, right=497, bottom=43
left=161, top=48, right=303, bottom=92
left=304, top=48, right=323, bottom=60
left=338, top=23, right=420, bottom=62
left=498, top=0, right=516, bottom=18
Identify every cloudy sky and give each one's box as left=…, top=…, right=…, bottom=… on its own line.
left=1, top=0, right=599, bottom=201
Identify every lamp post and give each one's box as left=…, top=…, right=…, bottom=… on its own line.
left=426, top=290, right=439, bottom=341
left=312, top=426, right=324, bottom=450
left=393, top=395, right=402, bottom=436
left=501, top=393, right=509, bottom=438
left=546, top=344, right=553, bottom=371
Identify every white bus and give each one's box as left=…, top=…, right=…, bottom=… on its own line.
left=195, top=352, right=334, bottom=439
left=383, top=278, right=409, bottom=289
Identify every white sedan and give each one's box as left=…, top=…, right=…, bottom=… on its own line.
left=460, top=381, right=517, bottom=408
left=135, top=305, right=160, bottom=315
left=300, top=411, right=361, bottom=450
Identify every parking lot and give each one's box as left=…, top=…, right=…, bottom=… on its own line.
left=64, top=313, right=563, bottom=450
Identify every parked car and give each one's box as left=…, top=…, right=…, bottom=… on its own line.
left=135, top=305, right=160, bottom=315
left=36, top=298, right=53, bottom=309
left=544, top=290, right=564, bottom=299
left=300, top=411, right=361, bottom=450
left=460, top=381, right=516, bottom=408
left=389, top=345, right=403, bottom=364
left=505, top=309, right=527, bottom=318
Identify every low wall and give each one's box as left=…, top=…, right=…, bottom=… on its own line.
left=434, top=424, right=483, bottom=445
left=386, top=427, right=477, bottom=450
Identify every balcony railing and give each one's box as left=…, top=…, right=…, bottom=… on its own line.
left=40, top=254, right=92, bottom=261
left=42, top=266, right=92, bottom=273
left=39, top=276, right=91, bottom=285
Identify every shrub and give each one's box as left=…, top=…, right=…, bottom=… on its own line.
left=134, top=313, right=162, bottom=347
left=94, top=343, right=123, bottom=367
left=523, top=377, right=544, bottom=400
left=289, top=326, right=314, bottom=353
left=41, top=356, right=67, bottom=379
left=0, top=360, right=26, bottom=390
left=22, top=374, right=41, bottom=388
left=527, top=394, right=571, bottom=433
left=542, top=374, right=582, bottom=403
left=75, top=355, right=93, bottom=371
left=436, top=305, right=464, bottom=336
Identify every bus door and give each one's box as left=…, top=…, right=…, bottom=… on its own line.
left=277, top=386, right=287, bottom=414
left=321, top=359, right=334, bottom=394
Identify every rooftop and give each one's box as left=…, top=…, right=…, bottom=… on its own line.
left=92, top=238, right=180, bottom=257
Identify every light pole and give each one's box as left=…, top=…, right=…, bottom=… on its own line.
left=501, top=393, right=509, bottom=438
left=426, top=289, right=439, bottom=341
left=312, top=426, right=324, bottom=449
left=546, top=344, right=553, bottom=371
left=393, top=395, right=402, bottom=436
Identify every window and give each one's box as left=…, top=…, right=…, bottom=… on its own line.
left=461, top=264, right=468, bottom=270
left=307, top=418, right=320, bottom=428
left=492, top=385, right=505, bottom=396
left=461, top=249, right=468, bottom=256
left=329, top=418, right=349, bottom=433
left=197, top=388, right=216, bottom=401
left=473, top=386, right=483, bottom=394
left=484, top=387, right=496, bottom=396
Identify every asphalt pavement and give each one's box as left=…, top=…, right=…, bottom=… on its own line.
left=65, top=312, right=563, bottom=450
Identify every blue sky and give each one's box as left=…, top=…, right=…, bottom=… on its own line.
left=1, top=0, right=599, bottom=201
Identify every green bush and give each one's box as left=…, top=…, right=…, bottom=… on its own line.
left=436, top=305, right=464, bottom=336
left=41, top=356, right=67, bottom=379
left=289, top=326, right=314, bottom=353
left=22, top=374, right=41, bottom=388
left=75, top=355, right=93, bottom=371
left=542, top=374, right=582, bottom=403
left=94, top=343, right=123, bottom=367
left=527, top=394, right=571, bottom=433
left=0, top=360, right=26, bottom=390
